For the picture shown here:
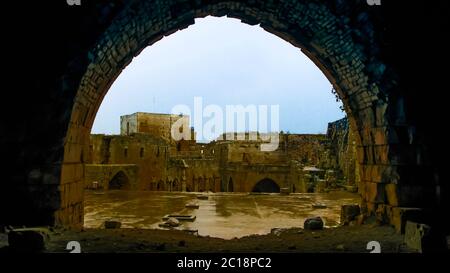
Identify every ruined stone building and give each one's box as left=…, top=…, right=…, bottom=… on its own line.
left=85, top=112, right=357, bottom=194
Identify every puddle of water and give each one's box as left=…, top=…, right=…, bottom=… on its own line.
left=84, top=190, right=360, bottom=239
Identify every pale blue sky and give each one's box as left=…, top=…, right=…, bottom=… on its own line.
left=92, top=16, right=344, bottom=138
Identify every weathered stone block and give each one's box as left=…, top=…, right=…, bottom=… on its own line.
left=404, top=221, right=431, bottom=253
left=304, top=217, right=324, bottom=230
left=375, top=103, right=388, bottom=127
left=372, top=127, right=388, bottom=145
left=391, top=207, right=423, bottom=234
left=370, top=165, right=383, bottom=183
left=385, top=183, right=399, bottom=206
left=373, top=145, right=389, bottom=165
left=8, top=227, right=50, bottom=252
left=340, top=204, right=361, bottom=225
left=365, top=182, right=385, bottom=203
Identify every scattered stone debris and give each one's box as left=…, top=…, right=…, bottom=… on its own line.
left=340, top=204, right=361, bottom=225
left=182, top=228, right=199, bottom=236
left=33, top=225, right=407, bottom=253
left=270, top=228, right=283, bottom=236
left=270, top=227, right=304, bottom=236
left=312, top=203, right=327, bottom=209
left=104, top=220, right=122, bottom=229
left=304, top=217, right=324, bottom=230
left=185, top=203, right=200, bottom=209
left=159, top=217, right=181, bottom=228
left=162, top=215, right=196, bottom=221
left=8, top=227, right=50, bottom=252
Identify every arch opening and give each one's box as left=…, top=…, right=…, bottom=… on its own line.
left=67, top=9, right=368, bottom=232
left=108, top=171, right=130, bottom=190
left=252, top=178, right=280, bottom=193
left=56, top=0, right=413, bottom=233
left=1, top=0, right=447, bottom=253
left=228, top=178, right=234, bottom=193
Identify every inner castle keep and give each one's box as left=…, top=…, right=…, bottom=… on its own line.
left=85, top=112, right=358, bottom=194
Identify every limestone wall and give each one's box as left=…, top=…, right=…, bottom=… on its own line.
left=88, top=134, right=169, bottom=190
left=120, top=114, right=138, bottom=136
left=284, top=134, right=328, bottom=165
left=86, top=130, right=325, bottom=194
left=84, top=164, right=138, bottom=190
left=323, top=117, right=360, bottom=188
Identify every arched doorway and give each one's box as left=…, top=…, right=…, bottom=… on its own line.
left=228, top=178, right=234, bottom=192
left=173, top=179, right=180, bottom=191
left=108, top=171, right=130, bottom=190
left=252, top=178, right=280, bottom=193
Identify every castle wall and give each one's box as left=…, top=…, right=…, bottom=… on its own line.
left=87, top=134, right=169, bottom=190
left=84, top=164, right=138, bottom=190
left=324, top=118, right=360, bottom=188
left=87, top=113, right=356, bottom=194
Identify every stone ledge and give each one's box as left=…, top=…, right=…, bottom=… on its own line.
left=8, top=227, right=50, bottom=252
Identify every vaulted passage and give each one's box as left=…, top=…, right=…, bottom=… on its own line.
left=252, top=179, right=280, bottom=193
left=108, top=171, right=130, bottom=190
left=1, top=1, right=448, bottom=240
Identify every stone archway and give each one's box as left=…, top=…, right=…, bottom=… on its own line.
left=4, top=1, right=444, bottom=230
left=156, top=180, right=163, bottom=191
left=228, top=177, right=234, bottom=193
left=59, top=1, right=419, bottom=227
left=252, top=178, right=280, bottom=193
left=108, top=171, right=130, bottom=190
left=173, top=179, right=180, bottom=191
